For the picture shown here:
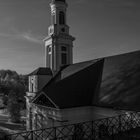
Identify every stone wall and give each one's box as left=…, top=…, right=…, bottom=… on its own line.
left=31, top=104, right=62, bottom=130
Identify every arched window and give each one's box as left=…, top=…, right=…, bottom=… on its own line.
left=59, top=11, right=65, bottom=25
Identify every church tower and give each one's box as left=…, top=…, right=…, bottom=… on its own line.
left=44, top=0, right=75, bottom=74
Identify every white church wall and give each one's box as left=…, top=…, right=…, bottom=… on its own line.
left=28, top=75, right=38, bottom=93
left=61, top=106, right=121, bottom=125
left=61, top=106, right=93, bottom=125
left=29, top=104, right=122, bottom=130
left=32, top=104, right=62, bottom=130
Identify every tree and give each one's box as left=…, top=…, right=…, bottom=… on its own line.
left=0, top=70, right=28, bottom=122
left=6, top=80, right=26, bottom=122
left=7, top=90, right=21, bottom=123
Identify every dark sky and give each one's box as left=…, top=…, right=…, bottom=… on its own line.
left=0, top=0, right=140, bottom=74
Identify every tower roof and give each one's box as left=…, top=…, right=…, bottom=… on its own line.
left=53, top=0, right=66, bottom=3
left=33, top=59, right=103, bottom=109
left=28, top=67, right=52, bottom=76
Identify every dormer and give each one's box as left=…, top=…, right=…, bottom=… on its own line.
left=28, top=67, right=52, bottom=93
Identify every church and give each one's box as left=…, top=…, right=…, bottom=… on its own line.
left=26, top=0, right=140, bottom=131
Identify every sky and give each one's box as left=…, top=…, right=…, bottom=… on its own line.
left=0, top=0, right=140, bottom=74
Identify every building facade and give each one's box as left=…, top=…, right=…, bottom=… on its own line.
left=26, top=0, right=140, bottom=131
left=26, top=0, right=75, bottom=130
left=44, top=0, right=75, bottom=74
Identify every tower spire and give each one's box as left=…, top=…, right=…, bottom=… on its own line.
left=44, top=0, right=75, bottom=74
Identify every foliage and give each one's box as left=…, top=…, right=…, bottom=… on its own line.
left=0, top=70, right=28, bottom=122
left=7, top=91, right=21, bottom=123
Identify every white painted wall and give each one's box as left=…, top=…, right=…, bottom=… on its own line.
left=31, top=105, right=123, bottom=130
left=33, top=105, right=63, bottom=129
left=61, top=106, right=122, bottom=125
left=29, top=76, right=38, bottom=93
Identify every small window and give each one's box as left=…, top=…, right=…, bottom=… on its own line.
left=61, top=46, right=67, bottom=52
left=31, top=77, right=34, bottom=83
left=47, top=46, right=52, bottom=54
left=61, top=53, right=67, bottom=65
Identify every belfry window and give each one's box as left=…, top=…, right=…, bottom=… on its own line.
left=59, top=11, right=65, bottom=25
left=61, top=46, right=67, bottom=65
left=61, top=53, right=67, bottom=65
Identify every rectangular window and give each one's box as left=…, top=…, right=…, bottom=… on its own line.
left=61, top=53, right=67, bottom=65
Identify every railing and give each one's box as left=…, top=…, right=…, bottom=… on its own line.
left=6, top=111, right=140, bottom=140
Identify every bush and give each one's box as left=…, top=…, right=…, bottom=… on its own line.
left=0, top=130, right=10, bottom=140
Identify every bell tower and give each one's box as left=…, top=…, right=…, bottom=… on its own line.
left=44, top=0, right=75, bottom=74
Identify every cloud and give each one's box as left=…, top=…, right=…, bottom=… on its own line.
left=19, top=31, right=42, bottom=44
left=0, top=30, right=42, bottom=44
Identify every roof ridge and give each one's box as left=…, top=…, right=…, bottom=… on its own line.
left=28, top=67, right=52, bottom=76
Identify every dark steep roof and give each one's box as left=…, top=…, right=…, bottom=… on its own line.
left=33, top=50, right=140, bottom=110
left=29, top=67, right=52, bottom=76
left=61, top=60, right=99, bottom=80
left=33, top=59, right=104, bottom=109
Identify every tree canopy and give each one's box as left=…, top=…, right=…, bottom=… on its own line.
left=0, top=70, right=28, bottom=122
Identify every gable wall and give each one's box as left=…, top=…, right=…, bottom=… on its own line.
left=31, top=105, right=122, bottom=130
left=31, top=104, right=62, bottom=130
